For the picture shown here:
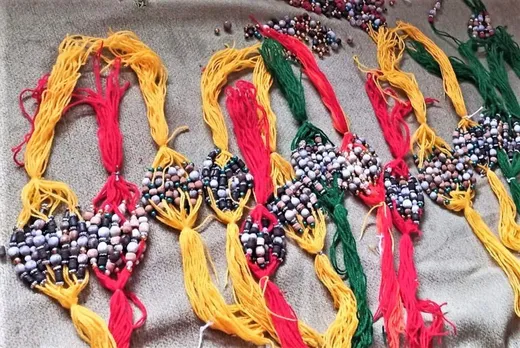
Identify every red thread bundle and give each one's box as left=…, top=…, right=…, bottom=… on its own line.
left=65, top=48, right=139, bottom=221
left=226, top=80, right=306, bottom=348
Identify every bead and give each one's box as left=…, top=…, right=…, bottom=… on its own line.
left=224, top=21, right=232, bottom=33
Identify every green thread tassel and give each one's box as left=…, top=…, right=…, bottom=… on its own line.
left=319, top=179, right=373, bottom=348
left=498, top=150, right=520, bottom=211
left=260, top=39, right=308, bottom=124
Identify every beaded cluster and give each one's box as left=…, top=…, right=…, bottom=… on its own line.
left=414, top=148, right=476, bottom=206
left=8, top=207, right=88, bottom=288
left=245, top=14, right=343, bottom=58
left=384, top=169, right=425, bottom=224
left=141, top=164, right=203, bottom=216
left=468, top=11, right=494, bottom=39
left=288, top=133, right=381, bottom=198
left=452, top=115, right=520, bottom=174
left=267, top=181, right=319, bottom=234
left=284, top=0, right=388, bottom=31
left=201, top=149, right=254, bottom=211
left=81, top=204, right=147, bottom=276
left=240, top=217, right=286, bottom=268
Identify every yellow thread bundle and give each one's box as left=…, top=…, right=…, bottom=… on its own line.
left=18, top=37, right=93, bottom=227
left=254, top=56, right=359, bottom=348
left=202, top=45, right=324, bottom=347
left=486, top=169, right=520, bottom=252
left=367, top=22, right=520, bottom=317
left=17, top=34, right=115, bottom=347
left=37, top=268, right=116, bottom=348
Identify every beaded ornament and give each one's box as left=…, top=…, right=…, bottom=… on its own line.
left=369, top=22, right=520, bottom=320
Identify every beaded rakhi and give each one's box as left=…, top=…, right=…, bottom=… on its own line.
left=9, top=36, right=117, bottom=348
left=370, top=22, right=520, bottom=320
left=201, top=44, right=323, bottom=347
left=258, top=31, right=374, bottom=348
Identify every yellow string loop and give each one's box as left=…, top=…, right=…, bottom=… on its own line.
left=37, top=268, right=116, bottom=348
left=201, top=44, right=260, bottom=151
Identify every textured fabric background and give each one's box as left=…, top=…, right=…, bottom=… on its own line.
left=1, top=0, right=520, bottom=347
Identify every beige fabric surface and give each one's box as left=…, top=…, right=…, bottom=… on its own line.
left=1, top=0, right=520, bottom=347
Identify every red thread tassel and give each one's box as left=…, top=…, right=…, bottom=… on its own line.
left=65, top=48, right=139, bottom=221
left=94, top=241, right=148, bottom=348
left=66, top=48, right=146, bottom=347
left=226, top=81, right=306, bottom=348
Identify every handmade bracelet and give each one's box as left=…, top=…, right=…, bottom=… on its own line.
left=258, top=30, right=374, bottom=348
left=9, top=36, right=116, bottom=348
left=261, top=27, right=451, bottom=348
left=201, top=44, right=323, bottom=347
left=368, top=22, right=520, bottom=317
left=63, top=43, right=147, bottom=348
left=67, top=32, right=273, bottom=346
left=407, top=11, right=520, bottom=251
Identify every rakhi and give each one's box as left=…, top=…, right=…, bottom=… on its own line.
left=407, top=32, right=520, bottom=251
left=8, top=37, right=116, bottom=347
left=201, top=44, right=323, bottom=347
left=62, top=42, right=148, bottom=348
left=259, top=31, right=375, bottom=348
left=260, top=27, right=451, bottom=348
left=226, top=80, right=309, bottom=347
left=67, top=32, right=271, bottom=346
left=367, top=22, right=520, bottom=317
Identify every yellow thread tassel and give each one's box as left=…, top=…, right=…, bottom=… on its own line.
left=444, top=189, right=520, bottom=315
left=150, top=190, right=270, bottom=345
left=486, top=169, right=520, bottom=251
left=316, top=254, right=359, bottom=348
left=37, top=268, right=116, bottom=348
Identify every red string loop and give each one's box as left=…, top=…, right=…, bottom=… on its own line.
left=13, top=74, right=50, bottom=167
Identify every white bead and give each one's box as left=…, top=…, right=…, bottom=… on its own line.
left=127, top=242, right=139, bottom=253
left=255, top=246, right=266, bottom=257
